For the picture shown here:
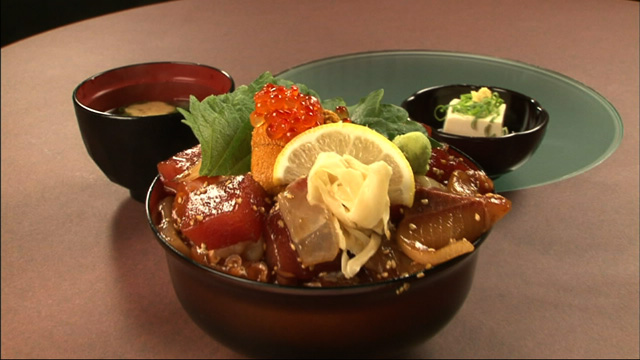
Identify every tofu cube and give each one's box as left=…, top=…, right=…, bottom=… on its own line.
left=442, top=99, right=506, bottom=137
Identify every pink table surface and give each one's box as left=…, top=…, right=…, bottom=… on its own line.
left=2, top=0, right=638, bottom=358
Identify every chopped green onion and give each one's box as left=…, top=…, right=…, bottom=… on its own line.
left=434, top=90, right=505, bottom=122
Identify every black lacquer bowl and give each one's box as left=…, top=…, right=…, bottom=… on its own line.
left=402, top=84, right=549, bottom=178
left=73, top=61, right=234, bottom=202
left=145, top=146, right=491, bottom=358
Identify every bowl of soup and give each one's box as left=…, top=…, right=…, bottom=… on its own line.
left=73, top=61, right=235, bottom=202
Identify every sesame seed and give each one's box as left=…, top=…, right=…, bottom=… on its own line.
left=195, top=215, right=204, bottom=221
left=475, top=213, right=480, bottom=221
left=277, top=220, right=285, bottom=228
left=409, top=223, right=417, bottom=230
left=420, top=198, right=429, bottom=205
left=395, top=282, right=410, bottom=295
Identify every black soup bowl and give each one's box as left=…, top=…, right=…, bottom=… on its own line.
left=401, top=84, right=549, bottom=178
left=146, top=146, right=491, bottom=358
left=73, top=61, right=235, bottom=202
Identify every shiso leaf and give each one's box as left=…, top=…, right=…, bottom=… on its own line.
left=179, top=71, right=441, bottom=177
left=322, top=89, right=441, bottom=148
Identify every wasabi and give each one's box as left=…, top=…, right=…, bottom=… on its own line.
left=393, top=131, right=432, bottom=174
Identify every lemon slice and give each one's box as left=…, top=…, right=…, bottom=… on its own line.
left=272, top=122, right=415, bottom=207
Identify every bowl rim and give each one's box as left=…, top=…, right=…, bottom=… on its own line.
left=72, top=61, right=235, bottom=119
left=145, top=146, right=491, bottom=295
left=402, top=83, right=550, bottom=140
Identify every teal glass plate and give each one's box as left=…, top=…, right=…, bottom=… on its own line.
left=276, top=50, right=623, bottom=192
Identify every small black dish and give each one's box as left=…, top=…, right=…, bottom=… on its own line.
left=401, top=84, right=549, bottom=178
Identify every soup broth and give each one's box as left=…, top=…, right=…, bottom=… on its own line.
left=109, top=99, right=189, bottom=117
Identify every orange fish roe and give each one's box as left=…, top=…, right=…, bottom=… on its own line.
left=250, top=83, right=324, bottom=143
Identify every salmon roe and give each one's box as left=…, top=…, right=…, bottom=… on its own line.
left=250, top=83, right=324, bottom=142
